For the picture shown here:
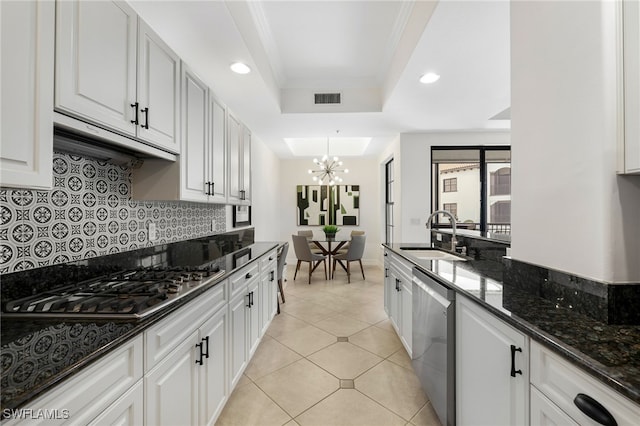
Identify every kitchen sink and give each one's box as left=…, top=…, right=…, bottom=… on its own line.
left=399, top=247, right=466, bottom=261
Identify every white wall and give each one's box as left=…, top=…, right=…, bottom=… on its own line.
left=511, top=0, right=640, bottom=283
left=279, top=157, right=381, bottom=265
left=397, top=131, right=511, bottom=244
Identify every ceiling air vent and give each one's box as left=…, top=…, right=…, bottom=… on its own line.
left=314, top=92, right=341, bottom=105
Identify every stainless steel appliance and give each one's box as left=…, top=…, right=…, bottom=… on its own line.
left=2, top=265, right=225, bottom=319
left=412, top=267, right=455, bottom=426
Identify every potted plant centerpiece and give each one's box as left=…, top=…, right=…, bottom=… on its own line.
left=322, top=224, right=339, bottom=239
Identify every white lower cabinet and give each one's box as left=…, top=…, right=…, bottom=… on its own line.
left=530, top=340, right=640, bottom=425
left=229, top=271, right=262, bottom=389
left=260, top=250, right=278, bottom=335
left=383, top=250, right=412, bottom=355
left=229, top=288, right=248, bottom=389
left=144, top=280, right=229, bottom=426
left=145, top=307, right=229, bottom=426
left=199, top=308, right=229, bottom=426
left=145, top=330, right=200, bottom=426
left=3, top=336, right=143, bottom=426
left=456, top=295, right=529, bottom=426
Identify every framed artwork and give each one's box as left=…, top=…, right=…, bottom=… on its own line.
left=296, top=185, right=359, bottom=226
left=232, top=205, right=251, bottom=227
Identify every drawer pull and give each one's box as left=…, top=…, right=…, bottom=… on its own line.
left=510, top=345, right=522, bottom=377
left=573, top=393, right=617, bottom=426
left=195, top=341, right=205, bottom=365
left=245, top=273, right=252, bottom=279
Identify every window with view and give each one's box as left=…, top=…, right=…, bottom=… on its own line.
left=431, top=147, right=511, bottom=238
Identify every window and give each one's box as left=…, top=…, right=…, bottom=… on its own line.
left=490, top=167, right=511, bottom=195
left=490, top=200, right=511, bottom=224
left=431, top=146, right=511, bottom=237
left=443, top=203, right=458, bottom=219
left=385, top=159, right=394, bottom=244
left=443, top=178, right=457, bottom=192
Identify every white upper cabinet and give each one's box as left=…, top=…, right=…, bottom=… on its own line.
left=209, top=97, right=228, bottom=203
left=0, top=0, right=54, bottom=189
left=136, top=20, right=180, bottom=152
left=181, top=65, right=210, bottom=202
left=55, top=0, right=137, bottom=136
left=55, top=0, right=180, bottom=154
left=622, top=0, right=640, bottom=174
left=132, top=65, right=228, bottom=204
left=227, top=113, right=251, bottom=205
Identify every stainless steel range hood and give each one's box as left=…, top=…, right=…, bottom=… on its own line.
left=54, top=111, right=177, bottom=165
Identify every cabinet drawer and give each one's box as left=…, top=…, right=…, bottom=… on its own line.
left=530, top=341, right=640, bottom=425
left=3, top=336, right=143, bottom=426
left=260, top=249, right=277, bottom=271
left=145, top=282, right=227, bottom=371
left=390, top=252, right=413, bottom=279
left=530, top=386, right=578, bottom=426
left=229, top=263, right=259, bottom=297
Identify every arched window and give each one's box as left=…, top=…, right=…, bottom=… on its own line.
left=490, top=167, right=511, bottom=195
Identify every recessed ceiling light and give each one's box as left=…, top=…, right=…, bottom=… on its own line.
left=230, top=62, right=251, bottom=74
left=419, top=72, right=440, bottom=84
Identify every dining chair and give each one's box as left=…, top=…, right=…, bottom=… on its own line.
left=292, top=234, right=327, bottom=284
left=332, top=235, right=366, bottom=283
left=335, top=230, right=365, bottom=254
left=275, top=242, right=288, bottom=314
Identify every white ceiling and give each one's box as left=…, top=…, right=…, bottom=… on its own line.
left=129, top=0, right=511, bottom=159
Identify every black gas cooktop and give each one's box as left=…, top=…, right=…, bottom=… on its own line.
left=2, top=265, right=225, bottom=319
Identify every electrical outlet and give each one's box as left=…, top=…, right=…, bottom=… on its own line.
left=148, top=222, right=157, bottom=242
left=436, top=233, right=442, bottom=241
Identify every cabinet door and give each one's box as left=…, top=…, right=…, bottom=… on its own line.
left=241, top=126, right=251, bottom=202
left=400, top=277, right=413, bottom=356
left=0, top=0, right=54, bottom=189
left=247, top=278, right=261, bottom=359
left=456, top=296, right=529, bottom=426
left=55, top=0, right=137, bottom=136
left=387, top=267, right=401, bottom=334
left=383, top=258, right=391, bottom=316
left=227, top=112, right=242, bottom=202
left=229, top=290, right=248, bottom=389
left=199, top=308, right=228, bottom=426
left=180, top=65, right=209, bottom=202
left=260, top=266, right=276, bottom=335
left=137, top=19, right=180, bottom=153
left=145, top=330, right=199, bottom=426
left=209, top=97, right=227, bottom=203
left=88, top=380, right=143, bottom=426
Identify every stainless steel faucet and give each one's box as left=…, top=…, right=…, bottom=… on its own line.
left=426, top=210, right=457, bottom=251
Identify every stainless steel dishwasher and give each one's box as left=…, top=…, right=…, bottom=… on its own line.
left=412, top=267, right=455, bottom=426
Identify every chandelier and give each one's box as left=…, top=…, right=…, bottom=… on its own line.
left=308, top=133, right=349, bottom=186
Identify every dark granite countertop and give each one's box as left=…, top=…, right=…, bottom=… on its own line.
left=384, top=243, right=640, bottom=405
left=0, top=235, right=278, bottom=412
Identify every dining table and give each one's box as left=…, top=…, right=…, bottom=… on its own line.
left=311, top=235, right=350, bottom=278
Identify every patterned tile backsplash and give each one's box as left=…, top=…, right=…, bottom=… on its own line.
left=0, top=152, right=226, bottom=274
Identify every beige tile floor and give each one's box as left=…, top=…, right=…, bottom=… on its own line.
left=216, top=265, right=442, bottom=426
